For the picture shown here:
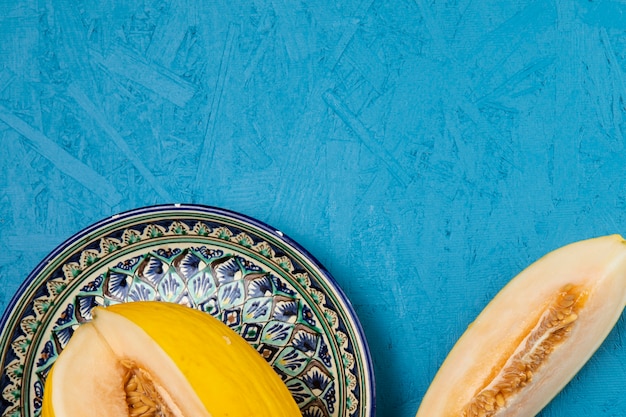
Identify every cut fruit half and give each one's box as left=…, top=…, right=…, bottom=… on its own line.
left=415, top=234, right=626, bottom=417
left=42, top=301, right=301, bottom=417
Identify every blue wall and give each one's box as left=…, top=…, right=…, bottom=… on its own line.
left=2, top=1, right=626, bottom=415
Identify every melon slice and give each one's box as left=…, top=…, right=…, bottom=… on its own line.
left=415, top=234, right=626, bottom=417
left=42, top=301, right=301, bottom=417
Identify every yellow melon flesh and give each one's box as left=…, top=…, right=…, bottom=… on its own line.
left=415, top=234, right=626, bottom=417
left=42, top=301, right=301, bottom=417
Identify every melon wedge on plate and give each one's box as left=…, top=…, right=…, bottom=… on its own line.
left=42, top=301, right=301, bottom=417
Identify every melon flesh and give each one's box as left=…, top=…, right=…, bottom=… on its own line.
left=43, top=301, right=301, bottom=417
left=43, top=324, right=129, bottom=417
left=415, top=234, right=626, bottom=417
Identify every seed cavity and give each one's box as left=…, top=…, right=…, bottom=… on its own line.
left=123, top=361, right=174, bottom=417
left=461, top=284, right=584, bottom=417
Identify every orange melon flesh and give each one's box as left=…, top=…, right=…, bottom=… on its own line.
left=415, top=234, right=626, bottom=417
left=42, top=301, right=301, bottom=417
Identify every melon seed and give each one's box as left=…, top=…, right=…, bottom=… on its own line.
left=460, top=284, right=583, bottom=417
left=123, top=362, right=173, bottom=417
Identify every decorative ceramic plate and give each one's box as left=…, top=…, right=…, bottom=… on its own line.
left=0, top=204, right=375, bottom=417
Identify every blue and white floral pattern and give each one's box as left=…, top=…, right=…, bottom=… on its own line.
left=0, top=205, right=373, bottom=417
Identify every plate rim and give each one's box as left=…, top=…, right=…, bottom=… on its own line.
left=0, top=203, right=376, bottom=416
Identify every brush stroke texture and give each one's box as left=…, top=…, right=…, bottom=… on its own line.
left=2, top=1, right=626, bottom=416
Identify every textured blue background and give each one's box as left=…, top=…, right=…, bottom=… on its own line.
left=2, top=1, right=626, bottom=416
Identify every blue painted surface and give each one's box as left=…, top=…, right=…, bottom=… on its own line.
left=1, top=1, right=626, bottom=416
